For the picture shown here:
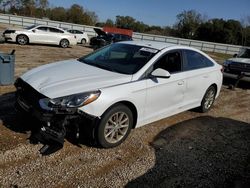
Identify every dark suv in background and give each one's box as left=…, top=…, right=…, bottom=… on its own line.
left=223, top=47, right=250, bottom=76
left=90, top=28, right=132, bottom=49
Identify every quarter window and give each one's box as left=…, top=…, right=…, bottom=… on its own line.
left=184, top=50, right=214, bottom=70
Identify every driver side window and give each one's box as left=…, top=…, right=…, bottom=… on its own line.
left=153, top=51, right=182, bottom=73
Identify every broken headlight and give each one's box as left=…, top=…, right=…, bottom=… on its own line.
left=39, top=90, right=101, bottom=110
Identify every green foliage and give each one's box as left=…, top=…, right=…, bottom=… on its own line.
left=0, top=0, right=98, bottom=25
left=0, top=2, right=249, bottom=46
left=175, top=10, right=203, bottom=39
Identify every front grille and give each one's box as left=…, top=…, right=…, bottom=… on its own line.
left=15, top=78, right=47, bottom=110
left=229, top=62, right=250, bottom=73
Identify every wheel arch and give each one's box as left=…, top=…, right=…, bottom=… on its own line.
left=60, top=38, right=70, bottom=46
left=101, top=100, right=138, bottom=129
left=16, top=34, right=29, bottom=44
left=81, top=38, right=86, bottom=43
left=209, top=83, right=218, bottom=96
left=201, top=83, right=218, bottom=105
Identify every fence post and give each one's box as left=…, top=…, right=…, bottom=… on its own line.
left=225, top=46, right=229, bottom=54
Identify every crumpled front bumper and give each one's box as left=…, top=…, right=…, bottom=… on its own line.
left=15, top=78, right=99, bottom=148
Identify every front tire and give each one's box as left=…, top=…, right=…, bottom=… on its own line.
left=97, top=104, right=133, bottom=148
left=200, top=86, right=216, bottom=113
left=17, top=35, right=28, bottom=45
left=60, top=39, right=69, bottom=48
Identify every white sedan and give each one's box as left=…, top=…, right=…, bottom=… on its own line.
left=3, top=25, right=77, bottom=48
left=15, top=41, right=223, bottom=149
left=67, top=29, right=89, bottom=44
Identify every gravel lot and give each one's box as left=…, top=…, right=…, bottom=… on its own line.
left=0, top=25, right=250, bottom=187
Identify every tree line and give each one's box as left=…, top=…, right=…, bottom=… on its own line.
left=1, top=1, right=250, bottom=46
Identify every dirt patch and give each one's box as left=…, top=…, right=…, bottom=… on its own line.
left=0, top=40, right=250, bottom=187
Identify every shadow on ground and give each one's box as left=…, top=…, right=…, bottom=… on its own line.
left=127, top=116, right=250, bottom=188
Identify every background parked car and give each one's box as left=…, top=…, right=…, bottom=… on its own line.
left=90, top=28, right=132, bottom=49
left=223, top=47, right=250, bottom=76
left=67, top=29, right=89, bottom=45
left=3, top=25, right=77, bottom=48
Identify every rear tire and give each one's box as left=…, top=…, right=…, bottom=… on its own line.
left=60, top=39, right=69, bottom=48
left=199, top=86, right=216, bottom=113
left=96, top=104, right=133, bottom=148
left=17, top=34, right=28, bottom=45
left=81, top=38, right=86, bottom=45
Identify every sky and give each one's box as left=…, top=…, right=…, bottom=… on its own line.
left=48, top=0, right=250, bottom=26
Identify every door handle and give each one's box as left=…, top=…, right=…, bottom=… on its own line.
left=203, top=75, right=209, bottom=78
left=178, top=81, right=184, bottom=85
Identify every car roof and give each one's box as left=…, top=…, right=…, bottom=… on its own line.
left=119, top=40, right=180, bottom=50
left=33, top=24, right=65, bottom=30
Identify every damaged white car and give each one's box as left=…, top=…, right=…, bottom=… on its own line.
left=15, top=41, right=223, bottom=150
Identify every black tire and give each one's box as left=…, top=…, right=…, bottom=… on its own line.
left=96, top=104, right=133, bottom=148
left=200, top=86, right=216, bottom=113
left=16, top=34, right=28, bottom=45
left=81, top=38, right=86, bottom=45
left=60, top=39, right=69, bottom=48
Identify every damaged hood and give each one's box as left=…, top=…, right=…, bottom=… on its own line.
left=94, top=28, right=107, bottom=36
left=21, top=59, right=132, bottom=98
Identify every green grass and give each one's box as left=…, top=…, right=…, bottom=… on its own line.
left=205, top=51, right=233, bottom=64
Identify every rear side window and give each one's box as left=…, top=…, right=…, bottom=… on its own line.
left=49, top=27, right=64, bottom=33
left=75, top=30, right=83, bottom=34
left=184, top=50, right=214, bottom=70
left=37, top=27, right=48, bottom=31
left=68, top=30, right=74, bottom=33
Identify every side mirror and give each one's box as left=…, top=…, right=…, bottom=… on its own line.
left=150, top=68, right=171, bottom=79
left=32, top=29, right=36, bottom=33
left=233, top=54, right=237, bottom=58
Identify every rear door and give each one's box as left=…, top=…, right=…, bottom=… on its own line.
left=182, top=49, right=215, bottom=108
left=46, top=27, right=65, bottom=44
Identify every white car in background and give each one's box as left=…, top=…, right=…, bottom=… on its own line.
left=3, top=25, right=77, bottom=48
left=67, top=29, right=89, bottom=44
left=15, top=41, right=223, bottom=149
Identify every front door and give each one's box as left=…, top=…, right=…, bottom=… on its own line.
left=144, top=50, right=186, bottom=124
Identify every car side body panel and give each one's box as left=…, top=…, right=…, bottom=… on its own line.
left=3, top=25, right=77, bottom=46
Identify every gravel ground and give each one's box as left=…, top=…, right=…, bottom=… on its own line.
left=0, top=26, right=250, bottom=187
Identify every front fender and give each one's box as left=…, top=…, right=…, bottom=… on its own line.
left=78, top=79, right=147, bottom=123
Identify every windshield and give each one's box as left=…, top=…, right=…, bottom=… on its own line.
left=238, top=48, right=250, bottom=58
left=78, top=43, right=158, bottom=74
